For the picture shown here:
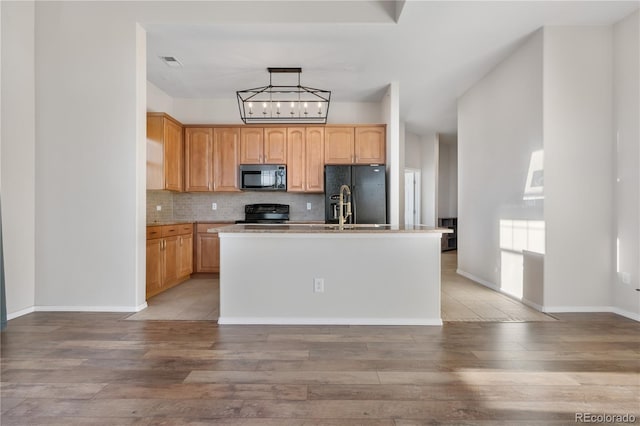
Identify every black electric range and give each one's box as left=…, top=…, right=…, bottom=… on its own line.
left=235, top=203, right=290, bottom=224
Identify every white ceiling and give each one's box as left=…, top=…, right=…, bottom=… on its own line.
left=146, top=1, right=638, bottom=135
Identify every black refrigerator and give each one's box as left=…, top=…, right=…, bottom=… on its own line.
left=324, top=165, right=387, bottom=224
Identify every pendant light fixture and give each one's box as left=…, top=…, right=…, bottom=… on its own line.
left=237, top=67, right=331, bottom=124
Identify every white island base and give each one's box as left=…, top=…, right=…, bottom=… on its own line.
left=217, top=225, right=446, bottom=326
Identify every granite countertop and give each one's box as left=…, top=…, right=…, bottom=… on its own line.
left=147, top=220, right=194, bottom=226
left=212, top=223, right=453, bottom=234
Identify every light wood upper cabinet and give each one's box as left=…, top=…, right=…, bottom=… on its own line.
left=305, top=127, right=325, bottom=192
left=355, top=126, right=386, bottom=164
left=325, top=127, right=355, bottom=164
left=264, top=128, right=287, bottom=163
left=241, top=127, right=287, bottom=164
left=184, top=127, right=214, bottom=192
left=287, top=127, right=324, bottom=193
left=240, top=127, right=264, bottom=164
left=286, top=127, right=306, bottom=192
left=147, top=113, right=183, bottom=191
left=213, top=128, right=241, bottom=192
left=324, top=125, right=385, bottom=165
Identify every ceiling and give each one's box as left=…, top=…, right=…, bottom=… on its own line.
left=146, top=1, right=638, bottom=135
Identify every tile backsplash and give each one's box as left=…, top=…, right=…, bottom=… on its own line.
left=147, top=190, right=325, bottom=223
left=147, top=190, right=175, bottom=223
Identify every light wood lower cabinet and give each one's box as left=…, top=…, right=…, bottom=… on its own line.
left=195, top=223, right=228, bottom=273
left=146, top=223, right=193, bottom=299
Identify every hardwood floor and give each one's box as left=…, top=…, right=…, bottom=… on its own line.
left=2, top=311, right=639, bottom=424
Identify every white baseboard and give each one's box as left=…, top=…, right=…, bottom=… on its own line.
left=542, top=305, right=613, bottom=313
left=544, top=305, right=640, bottom=322
left=33, top=305, right=146, bottom=313
left=218, top=317, right=443, bottom=326
left=521, top=298, right=544, bottom=312
left=610, top=307, right=640, bottom=322
left=7, top=304, right=146, bottom=321
left=7, top=306, right=36, bottom=320
left=456, top=268, right=498, bottom=290
left=456, top=269, right=640, bottom=322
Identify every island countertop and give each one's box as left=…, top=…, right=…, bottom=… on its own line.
left=212, top=223, right=453, bottom=234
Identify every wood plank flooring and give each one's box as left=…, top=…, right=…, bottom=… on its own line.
left=2, top=311, right=639, bottom=424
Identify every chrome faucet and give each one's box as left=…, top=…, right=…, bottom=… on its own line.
left=338, top=184, right=352, bottom=228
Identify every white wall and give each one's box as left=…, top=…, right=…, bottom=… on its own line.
left=34, top=2, right=142, bottom=309
left=404, top=130, right=438, bottom=226
left=404, top=131, right=421, bottom=169
left=612, top=11, right=640, bottom=318
left=420, top=133, right=438, bottom=227
left=438, top=134, right=458, bottom=219
left=1, top=1, right=36, bottom=317
left=147, top=81, right=173, bottom=115
left=543, top=27, right=613, bottom=310
left=458, top=30, right=544, bottom=290
left=383, top=82, right=402, bottom=225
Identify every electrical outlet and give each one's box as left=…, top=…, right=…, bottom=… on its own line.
left=307, top=202, right=312, bottom=210
left=313, top=278, right=324, bottom=293
left=621, top=272, right=631, bottom=285
left=212, top=203, right=217, bottom=210
left=156, top=205, right=162, bottom=211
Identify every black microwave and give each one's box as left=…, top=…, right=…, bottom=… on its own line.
left=239, top=164, right=286, bottom=191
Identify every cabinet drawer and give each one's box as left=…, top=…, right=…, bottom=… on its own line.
left=161, top=225, right=179, bottom=237
left=146, top=226, right=162, bottom=240
left=197, top=223, right=228, bottom=233
left=178, top=223, right=193, bottom=235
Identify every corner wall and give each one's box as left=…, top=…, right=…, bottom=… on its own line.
left=34, top=2, right=141, bottom=310
left=543, top=26, right=613, bottom=310
left=457, top=30, right=544, bottom=292
left=438, top=134, right=458, bottom=219
left=612, top=11, right=640, bottom=319
left=1, top=1, right=36, bottom=318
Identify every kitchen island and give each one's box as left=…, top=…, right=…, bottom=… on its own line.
left=213, top=224, right=451, bottom=326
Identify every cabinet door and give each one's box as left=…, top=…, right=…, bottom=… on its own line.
left=286, top=127, right=305, bottom=192
left=185, top=128, right=214, bottom=192
left=325, top=127, right=355, bottom=164
left=355, top=126, right=385, bottom=164
left=146, top=116, right=164, bottom=190
left=213, top=128, right=240, bottom=192
left=177, top=234, right=193, bottom=278
left=240, top=127, right=264, bottom=164
left=197, top=233, right=220, bottom=273
left=164, top=119, right=183, bottom=191
left=305, top=127, right=325, bottom=192
left=146, top=239, right=163, bottom=298
left=264, top=128, right=287, bottom=163
left=163, top=236, right=179, bottom=287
